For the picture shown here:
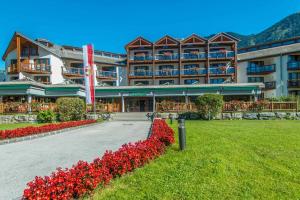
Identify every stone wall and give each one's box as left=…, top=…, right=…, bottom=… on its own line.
left=220, top=112, right=300, bottom=120
left=157, top=112, right=300, bottom=120
left=0, top=115, right=37, bottom=124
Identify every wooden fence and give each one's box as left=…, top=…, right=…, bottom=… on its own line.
left=0, top=102, right=121, bottom=114
left=156, top=101, right=298, bottom=113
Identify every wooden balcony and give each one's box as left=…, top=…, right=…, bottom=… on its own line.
left=129, top=55, right=153, bottom=63
left=288, top=80, right=300, bottom=88
left=155, top=69, right=179, bottom=77
left=129, top=70, right=153, bottom=78
left=154, top=53, right=179, bottom=62
left=62, top=67, right=84, bottom=78
left=209, top=67, right=235, bottom=76
left=247, top=64, right=276, bottom=75
left=181, top=52, right=206, bottom=61
left=8, top=63, right=51, bottom=74
left=182, top=68, right=207, bottom=76
left=209, top=51, right=235, bottom=60
left=96, top=70, right=117, bottom=80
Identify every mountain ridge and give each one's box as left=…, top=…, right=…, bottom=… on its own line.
left=226, top=12, right=300, bottom=48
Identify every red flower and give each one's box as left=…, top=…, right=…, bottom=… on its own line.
left=0, top=120, right=96, bottom=140
left=22, top=119, right=174, bottom=200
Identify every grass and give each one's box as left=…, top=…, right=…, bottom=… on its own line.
left=90, top=120, right=300, bottom=200
left=0, top=123, right=42, bottom=130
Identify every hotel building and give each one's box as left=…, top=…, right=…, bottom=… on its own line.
left=237, top=36, right=300, bottom=98
left=2, top=31, right=300, bottom=112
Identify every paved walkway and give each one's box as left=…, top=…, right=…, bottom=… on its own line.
left=0, top=121, right=151, bottom=200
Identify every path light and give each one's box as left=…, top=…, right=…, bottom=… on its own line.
left=178, top=118, right=186, bottom=150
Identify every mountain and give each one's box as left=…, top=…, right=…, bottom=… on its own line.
left=227, top=12, right=300, bottom=48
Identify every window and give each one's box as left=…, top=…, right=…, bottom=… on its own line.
left=289, top=72, right=300, bottom=80
left=158, top=65, right=174, bottom=70
left=21, top=46, right=38, bottom=57
left=102, top=81, right=116, bottom=86
left=71, top=63, right=84, bottom=68
left=159, top=80, right=174, bottom=85
left=210, top=78, right=225, bottom=84
left=134, top=81, right=149, bottom=86
left=134, top=66, right=149, bottom=71
left=184, top=64, right=199, bottom=69
left=35, top=58, right=50, bottom=65
left=248, top=77, right=264, bottom=83
left=184, top=79, right=198, bottom=85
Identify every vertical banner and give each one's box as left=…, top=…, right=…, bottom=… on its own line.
left=83, top=44, right=96, bottom=105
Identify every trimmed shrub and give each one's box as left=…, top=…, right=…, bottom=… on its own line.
left=195, top=94, right=224, bottom=120
left=37, top=110, right=56, bottom=123
left=56, top=97, right=85, bottom=121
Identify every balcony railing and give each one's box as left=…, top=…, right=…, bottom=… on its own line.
left=130, top=55, right=153, bottom=61
left=97, top=70, right=117, bottom=78
left=8, top=63, right=51, bottom=74
left=209, top=51, right=235, bottom=59
left=287, top=61, right=300, bottom=70
left=63, top=67, right=84, bottom=76
left=264, top=81, right=276, bottom=90
left=155, top=69, right=179, bottom=76
left=209, top=67, right=235, bottom=75
left=155, top=53, right=179, bottom=61
left=182, top=52, right=206, bottom=60
left=247, top=64, right=276, bottom=75
left=288, top=80, right=300, bottom=88
left=129, top=70, right=153, bottom=77
left=182, top=68, right=207, bottom=75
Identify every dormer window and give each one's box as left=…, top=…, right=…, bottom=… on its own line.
left=21, top=46, right=38, bottom=57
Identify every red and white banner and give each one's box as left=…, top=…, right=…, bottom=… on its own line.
left=83, top=44, right=96, bottom=105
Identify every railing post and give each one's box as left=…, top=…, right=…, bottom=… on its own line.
left=27, top=95, right=32, bottom=114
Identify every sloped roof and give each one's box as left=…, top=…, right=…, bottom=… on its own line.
left=2, top=32, right=126, bottom=66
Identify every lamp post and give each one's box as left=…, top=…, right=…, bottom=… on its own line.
left=178, top=118, right=186, bottom=150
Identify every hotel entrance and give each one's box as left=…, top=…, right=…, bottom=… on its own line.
left=125, top=97, right=153, bottom=112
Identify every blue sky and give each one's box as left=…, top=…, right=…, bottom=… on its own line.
left=1, top=0, right=300, bottom=67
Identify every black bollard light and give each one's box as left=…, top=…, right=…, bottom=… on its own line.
left=170, top=114, right=173, bottom=124
left=178, top=118, right=186, bottom=150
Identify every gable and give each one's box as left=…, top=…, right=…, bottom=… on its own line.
left=209, top=33, right=239, bottom=43
left=125, top=37, right=152, bottom=49
left=182, top=34, right=207, bottom=45
left=155, top=35, right=179, bottom=46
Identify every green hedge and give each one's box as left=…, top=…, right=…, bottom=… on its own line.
left=56, top=97, right=86, bottom=121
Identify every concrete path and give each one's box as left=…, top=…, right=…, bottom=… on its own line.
left=0, top=121, right=151, bottom=200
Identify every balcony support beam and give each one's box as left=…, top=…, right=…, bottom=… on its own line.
left=16, top=35, right=21, bottom=73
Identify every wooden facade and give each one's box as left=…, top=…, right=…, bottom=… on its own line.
left=126, top=33, right=239, bottom=86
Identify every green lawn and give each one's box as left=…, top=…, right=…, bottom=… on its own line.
left=0, top=123, right=41, bottom=130
left=91, top=120, right=300, bottom=200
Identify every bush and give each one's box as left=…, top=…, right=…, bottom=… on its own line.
left=37, top=110, right=56, bottom=123
left=195, top=94, right=224, bottom=120
left=56, top=97, right=86, bottom=121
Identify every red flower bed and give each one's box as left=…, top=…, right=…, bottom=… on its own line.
left=0, top=120, right=96, bottom=140
left=22, top=119, right=175, bottom=200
